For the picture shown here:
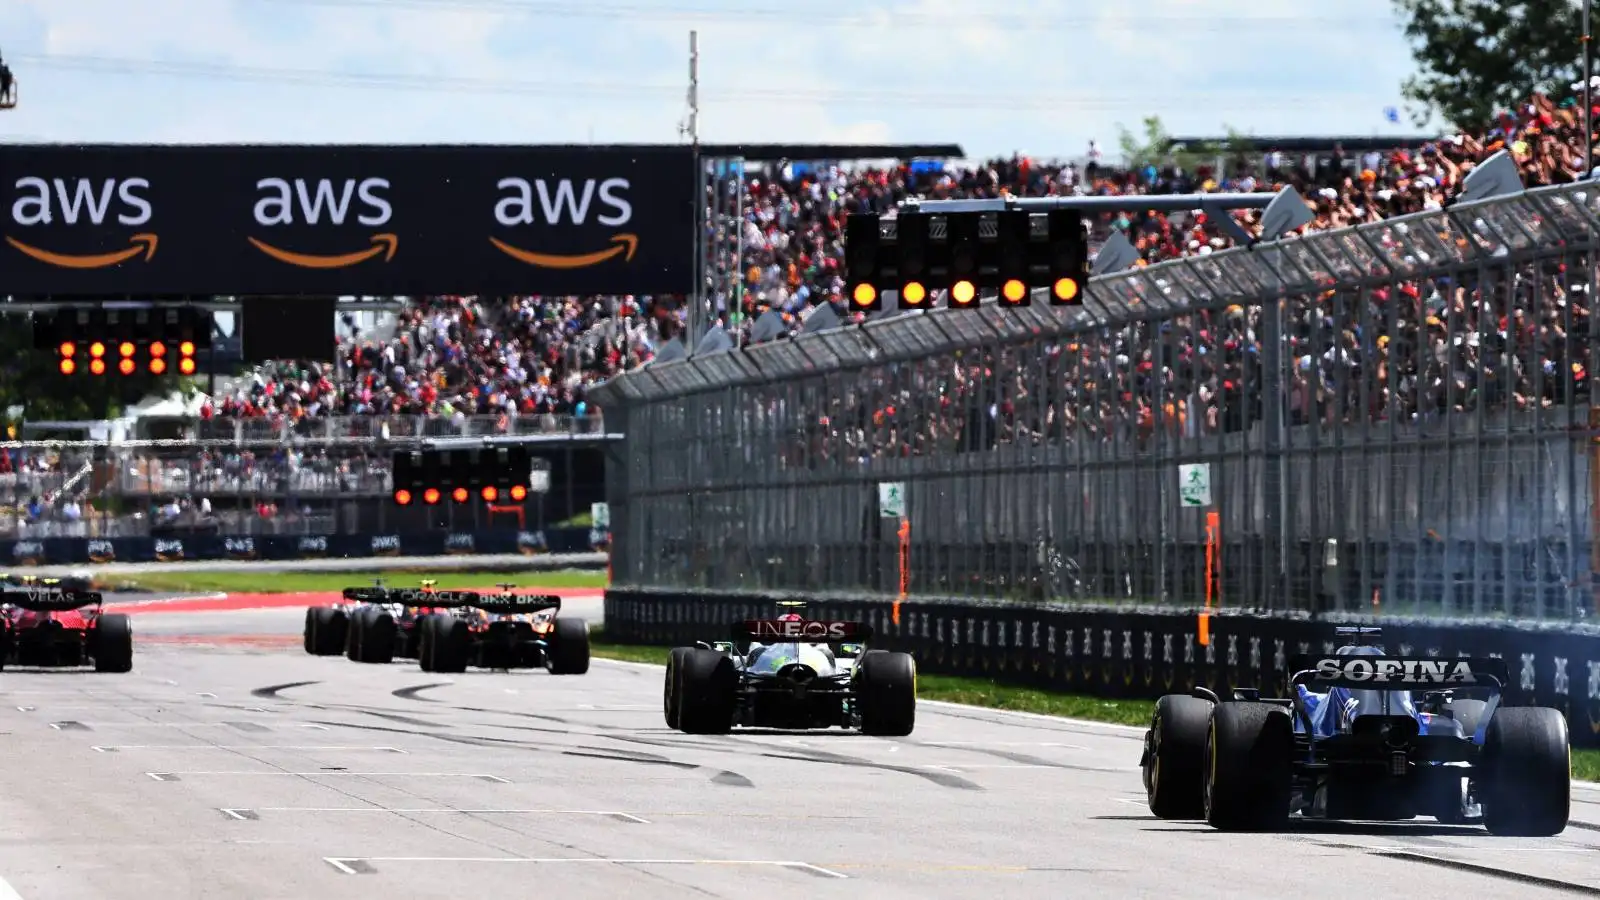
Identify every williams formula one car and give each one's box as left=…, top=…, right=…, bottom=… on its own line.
left=1140, top=627, right=1569, bottom=835
left=0, top=587, right=132, bottom=672
left=304, top=580, right=474, bottom=663
left=413, top=586, right=590, bottom=675
left=664, top=610, right=916, bottom=735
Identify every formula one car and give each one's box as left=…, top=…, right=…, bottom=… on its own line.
left=303, top=580, right=473, bottom=663
left=1, top=572, right=95, bottom=594
left=414, top=586, right=590, bottom=675
left=1140, top=627, right=1569, bottom=835
left=0, top=587, right=132, bottom=672
left=663, top=607, right=916, bottom=735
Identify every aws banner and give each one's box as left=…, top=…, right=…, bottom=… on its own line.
left=0, top=144, right=696, bottom=296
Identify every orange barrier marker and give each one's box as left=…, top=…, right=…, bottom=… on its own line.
left=1200, top=510, right=1220, bottom=646
left=893, top=518, right=910, bottom=625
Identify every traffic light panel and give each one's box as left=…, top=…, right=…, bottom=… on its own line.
left=845, top=212, right=883, bottom=312
left=1046, top=210, right=1088, bottom=305
left=996, top=210, right=1031, bottom=306
left=895, top=212, right=932, bottom=310
left=947, top=213, right=981, bottom=307
left=38, top=306, right=211, bottom=376
left=391, top=446, right=533, bottom=506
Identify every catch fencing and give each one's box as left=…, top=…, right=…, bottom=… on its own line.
left=592, top=179, right=1600, bottom=624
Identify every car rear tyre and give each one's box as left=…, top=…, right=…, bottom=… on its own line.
left=312, top=608, right=346, bottom=656
left=857, top=650, right=917, bottom=736
left=1482, top=706, right=1569, bottom=836
left=1202, top=701, right=1292, bottom=832
left=678, top=648, right=736, bottom=735
left=1144, top=694, right=1213, bottom=819
left=416, top=615, right=437, bottom=671
left=362, top=613, right=396, bottom=664
left=303, top=608, right=317, bottom=654
left=546, top=617, right=590, bottom=675
left=93, top=613, right=134, bottom=673
left=345, top=607, right=370, bottom=661
left=425, top=615, right=469, bottom=674
left=665, top=647, right=692, bottom=729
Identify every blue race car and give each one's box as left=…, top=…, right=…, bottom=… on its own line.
left=1140, top=626, right=1570, bottom=835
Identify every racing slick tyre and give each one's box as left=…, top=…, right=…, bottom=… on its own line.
left=424, top=615, right=469, bottom=674
left=546, top=617, right=590, bottom=675
left=92, top=613, right=134, bottom=674
left=1481, top=706, right=1570, bottom=836
left=1143, top=694, right=1213, bottom=819
left=303, top=608, right=317, bottom=655
left=1202, top=701, right=1292, bottom=832
left=362, top=612, right=397, bottom=665
left=665, top=647, right=693, bottom=729
left=345, top=606, right=371, bottom=662
left=677, top=648, right=737, bottom=735
left=857, top=650, right=917, bottom=736
left=416, top=615, right=438, bottom=672
left=311, top=608, right=346, bottom=656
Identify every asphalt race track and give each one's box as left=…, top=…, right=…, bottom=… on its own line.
left=0, top=604, right=1593, bottom=898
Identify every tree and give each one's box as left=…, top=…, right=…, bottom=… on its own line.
left=1114, top=115, right=1249, bottom=172
left=1394, top=0, right=1584, bottom=130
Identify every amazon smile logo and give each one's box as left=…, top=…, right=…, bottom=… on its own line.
left=248, top=176, right=399, bottom=269
left=6, top=176, right=159, bottom=269
left=489, top=175, right=642, bottom=269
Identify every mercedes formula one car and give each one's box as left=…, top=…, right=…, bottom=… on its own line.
left=0, top=587, right=132, bottom=672
left=664, top=609, right=916, bottom=735
left=303, top=580, right=473, bottom=663
left=1140, top=627, right=1569, bottom=835
left=413, top=586, right=589, bottom=675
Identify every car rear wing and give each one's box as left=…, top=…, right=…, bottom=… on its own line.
left=0, top=589, right=104, bottom=611
left=1289, top=655, right=1508, bottom=692
left=474, top=594, right=561, bottom=615
left=731, top=619, right=873, bottom=643
left=391, top=589, right=484, bottom=608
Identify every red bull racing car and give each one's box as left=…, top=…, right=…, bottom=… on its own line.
left=0, top=587, right=132, bottom=672
left=665, top=609, right=916, bottom=735
left=414, top=585, right=589, bottom=675
left=303, top=580, right=473, bottom=663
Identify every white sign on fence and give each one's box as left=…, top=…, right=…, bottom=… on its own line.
left=878, top=482, right=907, bottom=518
left=1178, top=464, right=1213, bottom=508
left=591, top=502, right=611, bottom=529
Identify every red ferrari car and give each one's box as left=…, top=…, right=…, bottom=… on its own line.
left=0, top=588, right=132, bottom=672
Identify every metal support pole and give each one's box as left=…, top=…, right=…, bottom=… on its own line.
left=1586, top=0, right=1594, bottom=176
left=685, top=30, right=702, bottom=354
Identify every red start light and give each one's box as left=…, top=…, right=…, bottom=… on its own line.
left=480, top=486, right=498, bottom=502
left=58, top=342, right=75, bottom=357
left=118, top=341, right=136, bottom=358
left=451, top=487, right=469, bottom=503
left=422, top=488, right=441, bottom=505
left=179, top=341, right=196, bottom=357
left=118, top=358, right=136, bottom=376
left=509, top=484, right=528, bottom=502
left=149, top=357, right=167, bottom=375
left=394, top=489, right=413, bottom=505
left=58, top=358, right=75, bottom=375
left=178, top=357, right=197, bottom=375
left=89, top=358, right=106, bottom=376
left=149, top=342, right=167, bottom=358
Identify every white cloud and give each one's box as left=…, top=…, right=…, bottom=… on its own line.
left=0, top=0, right=1428, bottom=157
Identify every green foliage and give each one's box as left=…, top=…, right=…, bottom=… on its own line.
left=1394, top=0, right=1585, bottom=129
left=0, top=313, right=181, bottom=422
left=1113, top=115, right=1246, bottom=172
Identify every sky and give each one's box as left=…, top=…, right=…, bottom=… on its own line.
left=0, top=0, right=1428, bottom=161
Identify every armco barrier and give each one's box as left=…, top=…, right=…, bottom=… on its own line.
left=605, top=587, right=1600, bottom=749
left=0, top=526, right=609, bottom=566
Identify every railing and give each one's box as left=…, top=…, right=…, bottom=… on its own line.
left=592, top=179, right=1600, bottom=622
left=191, top=412, right=606, bottom=443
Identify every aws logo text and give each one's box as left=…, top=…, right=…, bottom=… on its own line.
left=490, top=177, right=639, bottom=269
left=5, top=177, right=159, bottom=269
left=249, top=177, right=397, bottom=269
